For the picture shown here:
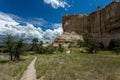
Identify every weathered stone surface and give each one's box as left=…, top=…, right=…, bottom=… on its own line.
left=62, top=14, right=88, bottom=35
left=61, top=2, right=120, bottom=47
left=53, top=32, right=83, bottom=48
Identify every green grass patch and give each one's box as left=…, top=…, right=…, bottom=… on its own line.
left=0, top=55, right=34, bottom=80
left=35, top=51, right=120, bottom=80
left=0, top=60, right=10, bottom=64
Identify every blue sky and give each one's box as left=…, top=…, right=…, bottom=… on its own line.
left=0, top=0, right=113, bottom=23
left=0, top=0, right=113, bottom=42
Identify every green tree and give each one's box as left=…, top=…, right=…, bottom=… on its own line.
left=39, top=41, right=43, bottom=46
left=5, top=34, right=25, bottom=61
left=108, top=39, right=116, bottom=50
left=14, top=36, right=25, bottom=60
left=5, top=34, right=14, bottom=60
left=36, top=44, right=56, bottom=54
left=113, top=39, right=120, bottom=55
left=86, top=39, right=100, bottom=53
left=32, top=38, right=38, bottom=50
left=46, top=45, right=56, bottom=54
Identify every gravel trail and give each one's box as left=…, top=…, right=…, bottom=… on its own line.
left=20, top=57, right=37, bottom=80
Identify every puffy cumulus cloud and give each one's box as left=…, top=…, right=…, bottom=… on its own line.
left=0, top=12, right=63, bottom=43
left=44, top=0, right=70, bottom=9
left=43, top=27, right=63, bottom=42
left=0, top=12, right=19, bottom=26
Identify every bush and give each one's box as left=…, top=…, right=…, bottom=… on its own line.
left=57, top=44, right=64, bottom=53
left=99, top=42, right=104, bottom=50
left=77, top=40, right=85, bottom=48
left=31, top=38, right=39, bottom=51
left=35, top=45, right=43, bottom=53
left=109, top=39, right=120, bottom=55
left=85, top=39, right=100, bottom=53
left=46, top=45, right=56, bottom=54
left=36, top=45, right=56, bottom=54
left=108, top=39, right=116, bottom=50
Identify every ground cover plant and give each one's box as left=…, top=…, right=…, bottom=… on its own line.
left=35, top=51, right=120, bottom=80
left=0, top=55, right=34, bottom=80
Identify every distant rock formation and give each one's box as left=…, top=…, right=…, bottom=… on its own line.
left=53, top=32, right=83, bottom=48
left=60, top=2, right=120, bottom=47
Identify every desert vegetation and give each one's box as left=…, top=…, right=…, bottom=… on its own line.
left=77, top=38, right=100, bottom=53
left=35, top=52, right=120, bottom=80
left=5, top=34, right=26, bottom=61
left=0, top=55, right=34, bottom=80
left=1, top=34, right=120, bottom=80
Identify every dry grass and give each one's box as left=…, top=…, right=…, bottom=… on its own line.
left=0, top=55, right=34, bottom=80
left=35, top=51, right=120, bottom=80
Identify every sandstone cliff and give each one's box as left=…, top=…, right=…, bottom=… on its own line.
left=62, top=2, right=120, bottom=47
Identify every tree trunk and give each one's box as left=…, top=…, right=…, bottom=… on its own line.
left=10, top=53, right=13, bottom=61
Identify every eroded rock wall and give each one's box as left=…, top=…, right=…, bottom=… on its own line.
left=62, top=2, right=120, bottom=47
left=62, top=14, right=89, bottom=35
left=101, top=2, right=120, bottom=46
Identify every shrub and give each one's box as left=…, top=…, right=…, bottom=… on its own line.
left=57, top=44, right=64, bottom=53
left=77, top=40, right=85, bottom=48
left=46, top=45, right=56, bottom=54
left=108, top=39, right=116, bottom=50
left=36, top=45, right=56, bottom=54
left=85, top=39, right=100, bottom=53
left=99, top=42, right=104, bottom=50
left=112, top=39, right=120, bottom=55
left=31, top=38, right=39, bottom=51
left=36, top=45, right=45, bottom=54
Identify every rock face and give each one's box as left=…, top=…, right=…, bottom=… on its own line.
left=62, top=14, right=88, bottom=35
left=62, top=2, right=120, bottom=47
left=53, top=32, right=83, bottom=48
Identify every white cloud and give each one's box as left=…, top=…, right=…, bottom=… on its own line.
left=0, top=12, right=63, bottom=43
left=9, top=14, right=48, bottom=26
left=44, top=0, right=70, bottom=9
left=43, top=27, right=63, bottom=42
left=53, top=23, right=62, bottom=28
left=24, top=18, right=48, bottom=26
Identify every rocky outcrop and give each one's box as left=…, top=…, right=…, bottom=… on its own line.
left=53, top=32, right=83, bottom=48
left=62, top=1, right=120, bottom=47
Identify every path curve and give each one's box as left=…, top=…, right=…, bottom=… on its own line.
left=20, top=57, right=37, bottom=80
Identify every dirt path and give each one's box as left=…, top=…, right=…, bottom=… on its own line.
left=20, top=57, right=37, bottom=80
